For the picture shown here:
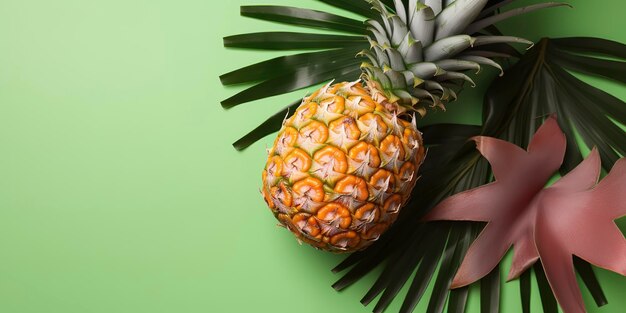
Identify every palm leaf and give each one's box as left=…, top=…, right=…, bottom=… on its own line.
left=519, top=270, right=531, bottom=313
left=220, top=48, right=363, bottom=85
left=332, top=36, right=624, bottom=313
left=534, top=262, right=559, bottom=313
left=483, top=37, right=625, bottom=167
left=223, top=32, right=367, bottom=50
left=316, top=0, right=380, bottom=18
left=240, top=6, right=369, bottom=34
left=465, top=2, right=571, bottom=35
left=221, top=61, right=363, bottom=108
left=480, top=267, right=501, bottom=313
left=232, top=100, right=300, bottom=151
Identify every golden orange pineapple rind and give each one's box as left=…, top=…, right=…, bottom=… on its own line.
left=262, top=81, right=425, bottom=252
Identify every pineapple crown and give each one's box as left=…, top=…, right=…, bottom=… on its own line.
left=360, top=0, right=567, bottom=115
left=221, top=0, right=571, bottom=150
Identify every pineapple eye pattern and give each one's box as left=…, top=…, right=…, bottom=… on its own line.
left=262, top=82, right=425, bottom=252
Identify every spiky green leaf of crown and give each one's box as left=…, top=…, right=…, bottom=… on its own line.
left=360, top=0, right=568, bottom=115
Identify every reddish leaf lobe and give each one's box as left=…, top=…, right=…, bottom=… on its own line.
left=424, top=116, right=626, bottom=313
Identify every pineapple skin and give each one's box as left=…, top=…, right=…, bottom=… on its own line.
left=261, top=81, right=425, bottom=252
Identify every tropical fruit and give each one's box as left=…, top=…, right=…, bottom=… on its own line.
left=262, top=81, right=425, bottom=252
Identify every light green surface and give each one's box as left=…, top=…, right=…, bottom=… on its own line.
left=0, top=1, right=624, bottom=312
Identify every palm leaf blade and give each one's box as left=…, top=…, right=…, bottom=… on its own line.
left=520, top=271, right=531, bottom=313
left=316, top=0, right=379, bottom=18
left=534, top=263, right=559, bottom=313
left=399, top=227, right=449, bottom=313
left=426, top=225, right=471, bottom=313
left=221, top=63, right=362, bottom=108
left=551, top=50, right=626, bottom=83
left=480, top=266, right=501, bottom=313
left=574, top=257, right=608, bottom=307
left=232, top=100, right=299, bottom=151
left=368, top=230, right=427, bottom=312
left=240, top=6, right=368, bottom=34
left=465, top=3, right=570, bottom=35
left=223, top=32, right=367, bottom=50
left=552, top=37, right=626, bottom=58
left=220, top=48, right=360, bottom=85
left=446, top=286, right=470, bottom=313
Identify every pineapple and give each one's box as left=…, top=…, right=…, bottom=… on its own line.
left=262, top=81, right=425, bottom=251
left=261, top=0, right=539, bottom=252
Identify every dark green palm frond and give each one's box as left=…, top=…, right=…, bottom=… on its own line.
left=332, top=37, right=625, bottom=313
left=220, top=59, right=362, bottom=108
left=219, top=48, right=360, bottom=85
left=316, top=0, right=381, bottom=18
left=221, top=5, right=369, bottom=145
left=232, top=100, right=300, bottom=151
left=240, top=6, right=369, bottom=34
left=483, top=37, right=626, bottom=167
left=223, top=32, right=367, bottom=51
left=465, top=2, right=571, bottom=35
left=220, top=3, right=372, bottom=147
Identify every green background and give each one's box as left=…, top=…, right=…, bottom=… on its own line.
left=0, top=0, right=624, bottom=312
